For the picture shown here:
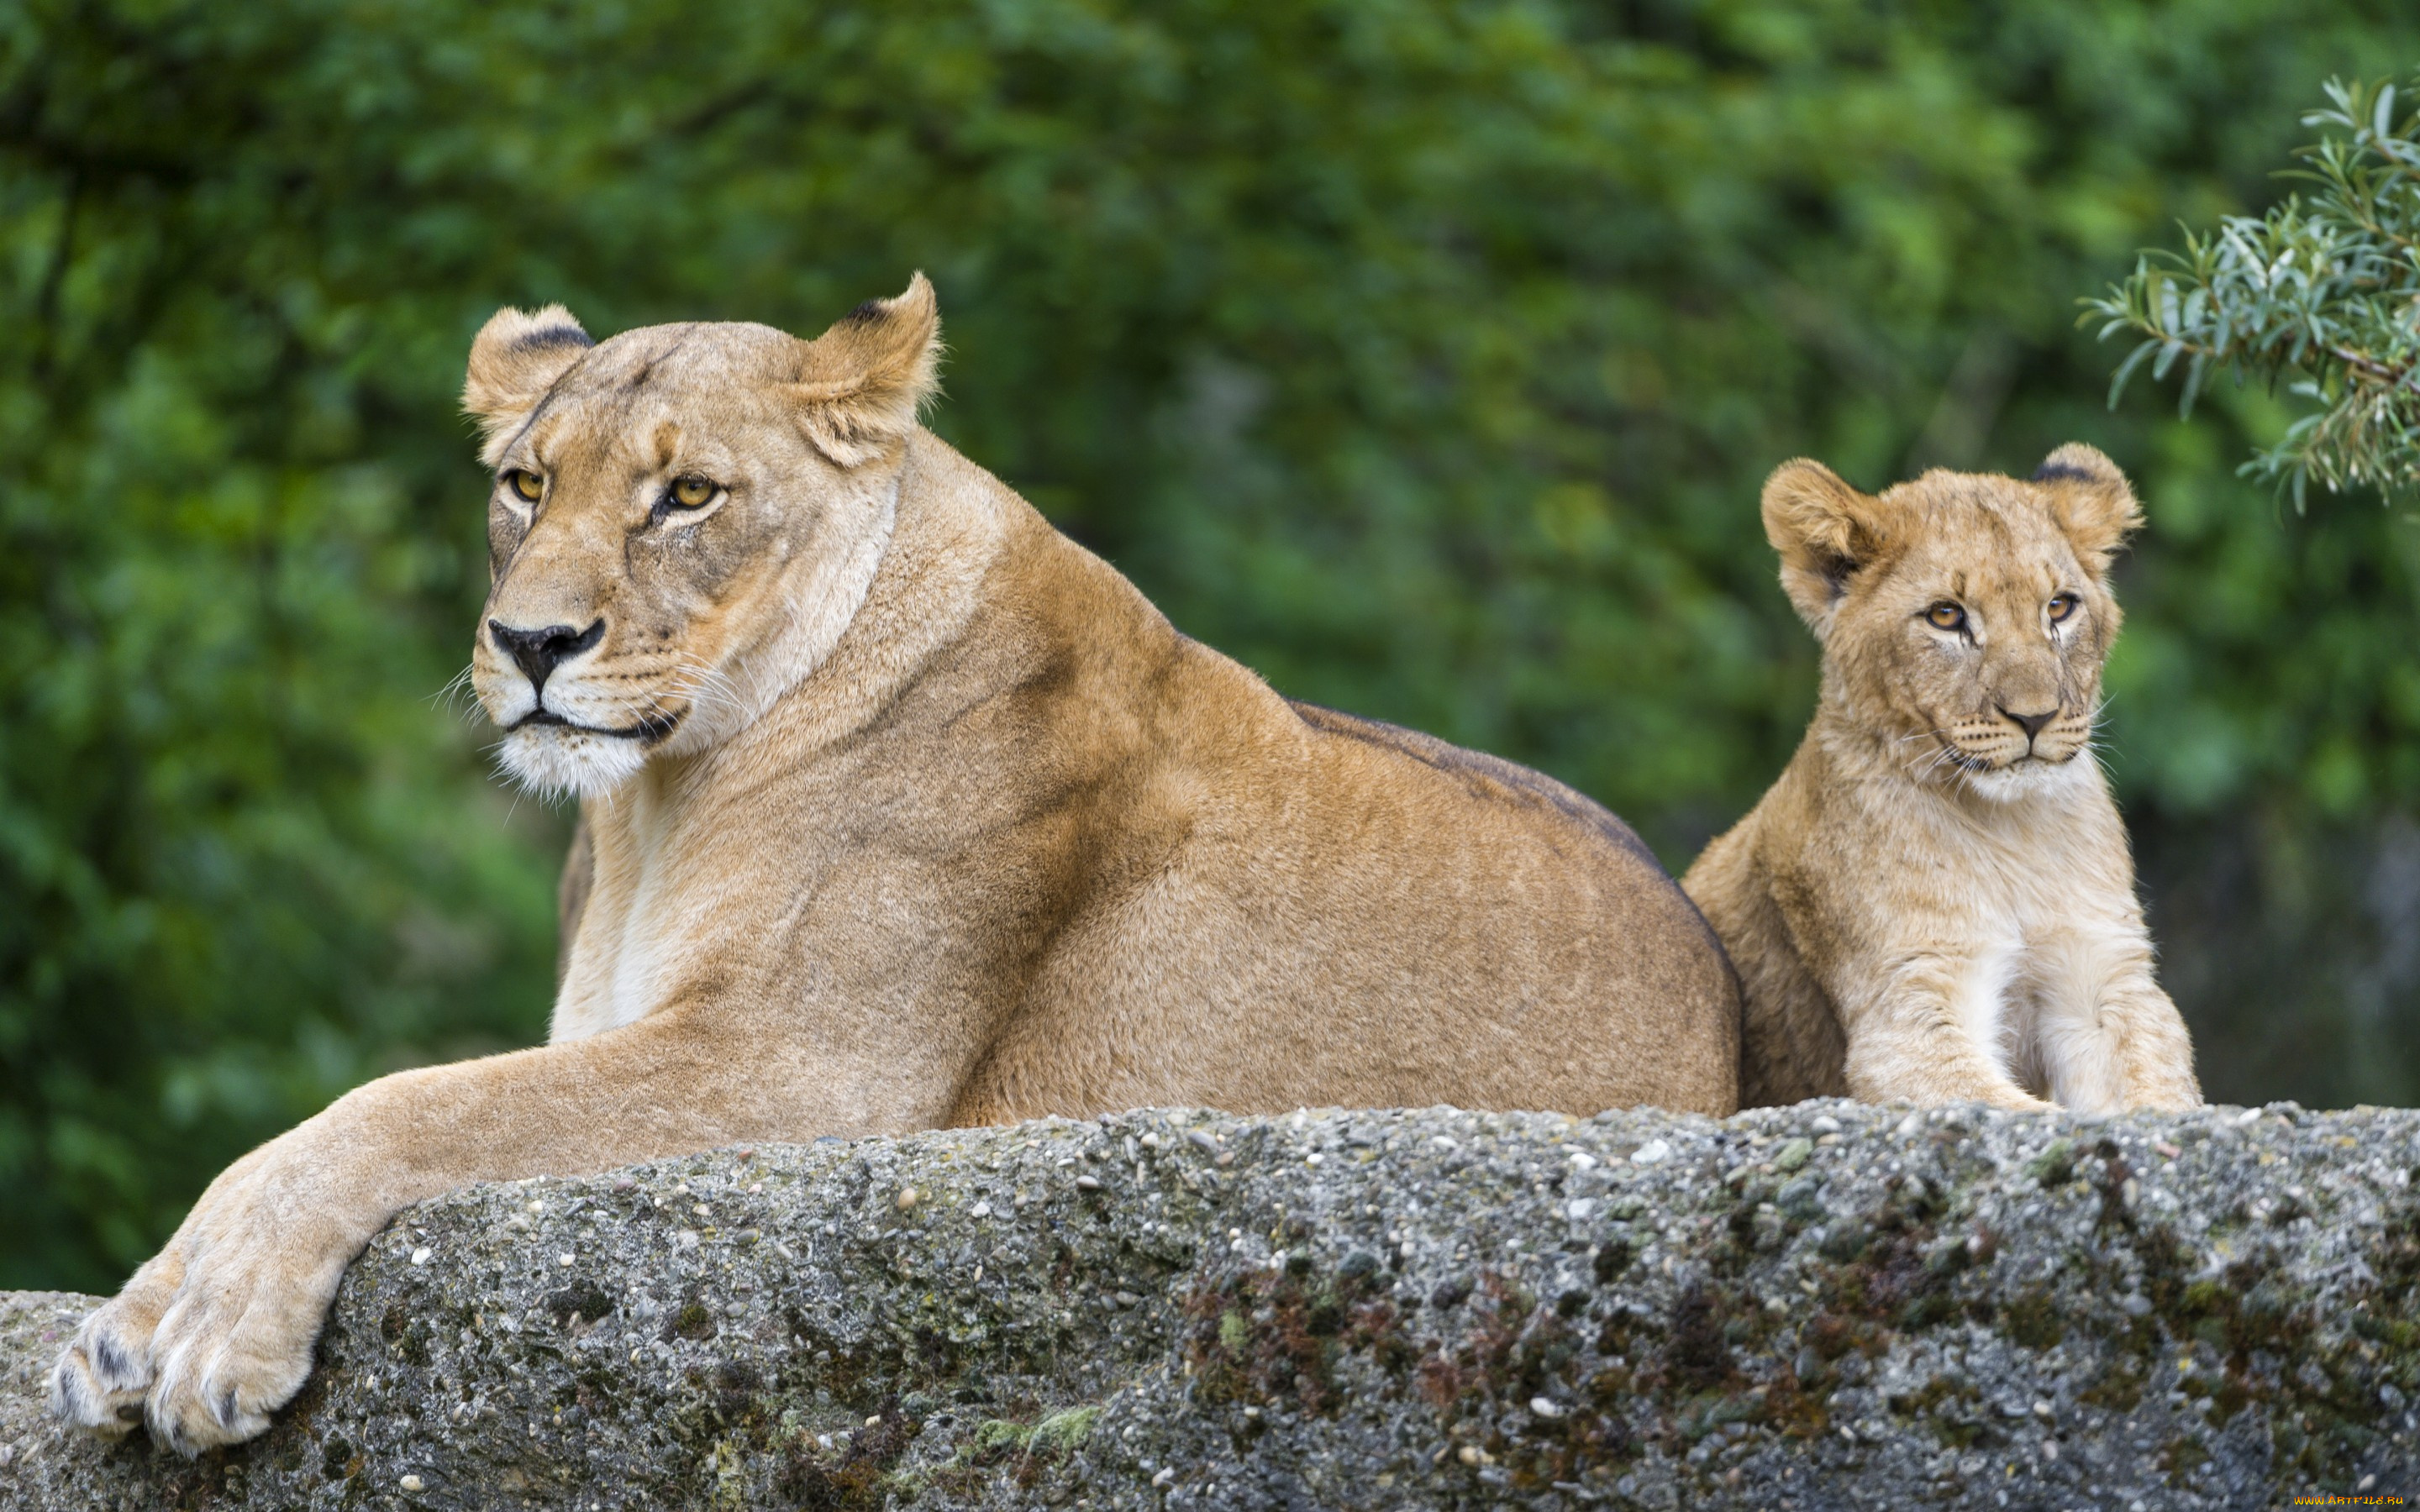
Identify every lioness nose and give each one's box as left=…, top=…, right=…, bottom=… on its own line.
left=489, top=618, right=604, bottom=696
left=2001, top=706, right=2056, bottom=743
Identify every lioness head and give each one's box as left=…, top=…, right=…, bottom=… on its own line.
left=463, top=276, right=941, bottom=796
left=1760, top=444, right=2143, bottom=800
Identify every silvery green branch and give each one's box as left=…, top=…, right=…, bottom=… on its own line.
left=2085, top=76, right=2420, bottom=508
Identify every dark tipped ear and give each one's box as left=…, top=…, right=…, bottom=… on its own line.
left=790, top=273, right=942, bottom=468
left=464, top=304, right=592, bottom=463
left=2032, top=443, right=2142, bottom=575
left=1761, top=459, right=1891, bottom=633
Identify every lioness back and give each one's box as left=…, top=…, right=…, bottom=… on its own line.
left=954, top=619, right=1742, bottom=1121
left=1276, top=700, right=1739, bottom=1105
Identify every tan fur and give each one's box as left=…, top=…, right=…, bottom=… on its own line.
left=1682, top=445, right=2202, bottom=1115
left=53, top=277, right=1740, bottom=1452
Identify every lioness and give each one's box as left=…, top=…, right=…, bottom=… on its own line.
left=1682, top=446, right=2201, bottom=1113
left=53, top=276, right=1739, bottom=1451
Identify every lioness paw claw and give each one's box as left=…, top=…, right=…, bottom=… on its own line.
left=49, top=1313, right=154, bottom=1440
left=144, top=1362, right=276, bottom=1455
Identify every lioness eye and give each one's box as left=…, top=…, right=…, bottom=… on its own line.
left=2048, top=593, right=2080, bottom=623
left=669, top=475, right=717, bottom=509
left=1924, top=602, right=1967, bottom=632
left=506, top=470, right=543, bottom=503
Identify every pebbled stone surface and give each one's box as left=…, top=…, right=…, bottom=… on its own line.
left=2, top=1100, right=2417, bottom=1509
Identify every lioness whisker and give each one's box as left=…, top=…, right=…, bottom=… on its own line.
left=431, top=664, right=490, bottom=725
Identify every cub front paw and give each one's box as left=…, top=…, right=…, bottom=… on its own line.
left=2126, top=1084, right=2205, bottom=1113
left=1984, top=1087, right=2058, bottom=1114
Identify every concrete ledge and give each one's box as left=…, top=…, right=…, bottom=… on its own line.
left=3, top=1101, right=2415, bottom=1509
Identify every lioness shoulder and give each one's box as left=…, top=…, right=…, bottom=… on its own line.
left=1682, top=445, right=2200, bottom=1113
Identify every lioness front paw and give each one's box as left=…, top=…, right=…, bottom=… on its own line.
left=48, top=1148, right=366, bottom=1453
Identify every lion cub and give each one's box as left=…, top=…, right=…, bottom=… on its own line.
left=1683, top=444, right=2201, bottom=1113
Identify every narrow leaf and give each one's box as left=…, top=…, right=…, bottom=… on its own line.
left=2107, top=339, right=2158, bottom=408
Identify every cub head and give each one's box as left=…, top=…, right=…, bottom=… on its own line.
left=1760, top=444, right=2143, bottom=800
left=464, top=276, right=941, bottom=796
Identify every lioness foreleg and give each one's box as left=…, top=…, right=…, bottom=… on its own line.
left=51, top=1008, right=901, bottom=1452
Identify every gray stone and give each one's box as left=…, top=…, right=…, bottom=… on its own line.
left=3, top=1100, right=2417, bottom=1508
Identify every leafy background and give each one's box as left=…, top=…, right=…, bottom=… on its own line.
left=4, top=0, right=2417, bottom=1290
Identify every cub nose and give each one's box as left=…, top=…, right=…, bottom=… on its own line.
left=2000, top=706, right=2056, bottom=743
left=488, top=618, right=604, bottom=697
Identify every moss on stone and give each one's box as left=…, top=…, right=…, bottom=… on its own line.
left=5, top=1103, right=2417, bottom=1508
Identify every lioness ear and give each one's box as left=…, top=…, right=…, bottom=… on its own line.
left=2031, top=443, right=2142, bottom=575
left=791, top=273, right=943, bottom=468
left=464, top=304, right=592, bottom=464
left=1761, top=459, right=1891, bottom=633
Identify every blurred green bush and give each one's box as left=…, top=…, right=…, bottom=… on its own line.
left=4, top=0, right=2417, bottom=1289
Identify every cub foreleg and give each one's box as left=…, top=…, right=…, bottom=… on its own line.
left=1833, top=953, right=2054, bottom=1113
left=2027, top=925, right=2202, bottom=1114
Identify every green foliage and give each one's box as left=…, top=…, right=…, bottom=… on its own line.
left=2087, top=76, right=2420, bottom=507
left=3, top=0, right=2418, bottom=1291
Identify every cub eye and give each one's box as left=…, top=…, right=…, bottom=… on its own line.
left=668, top=475, right=717, bottom=509
left=1924, top=602, right=1967, bottom=632
left=2048, top=593, right=2080, bottom=624
left=504, top=470, right=544, bottom=504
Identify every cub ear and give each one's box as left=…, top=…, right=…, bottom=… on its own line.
left=2031, top=443, right=2143, bottom=575
left=464, top=305, right=592, bottom=464
left=790, top=273, right=943, bottom=468
left=1760, top=459, right=1891, bottom=633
